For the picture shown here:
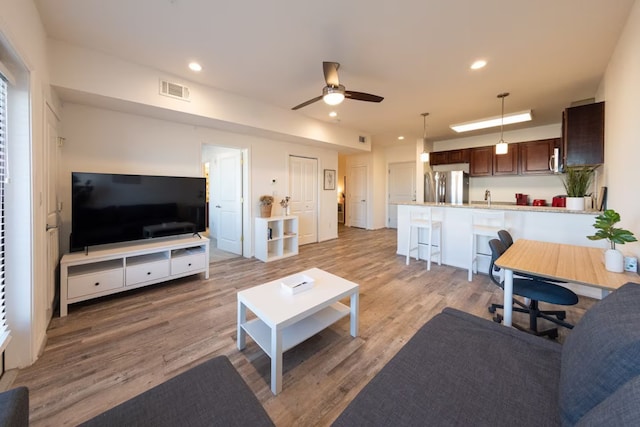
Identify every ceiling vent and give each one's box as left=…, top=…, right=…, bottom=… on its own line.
left=359, top=136, right=367, bottom=144
left=159, top=79, right=190, bottom=101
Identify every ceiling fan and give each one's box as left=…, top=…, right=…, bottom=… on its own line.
left=291, top=62, right=384, bottom=110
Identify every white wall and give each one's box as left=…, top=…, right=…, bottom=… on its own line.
left=598, top=0, right=640, bottom=259
left=59, top=103, right=340, bottom=256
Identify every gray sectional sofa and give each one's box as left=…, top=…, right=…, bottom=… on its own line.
left=3, top=282, right=639, bottom=426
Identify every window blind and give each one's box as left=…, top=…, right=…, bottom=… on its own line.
left=0, top=74, right=10, bottom=352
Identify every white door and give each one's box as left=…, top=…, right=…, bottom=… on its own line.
left=289, top=156, right=318, bottom=245
left=349, top=165, right=368, bottom=228
left=388, top=162, right=416, bottom=228
left=45, top=103, right=61, bottom=318
left=214, top=151, right=243, bottom=254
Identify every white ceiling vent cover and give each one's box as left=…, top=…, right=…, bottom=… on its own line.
left=159, top=79, right=190, bottom=101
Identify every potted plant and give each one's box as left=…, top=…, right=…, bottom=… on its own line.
left=259, top=195, right=274, bottom=218
left=562, top=166, right=595, bottom=210
left=587, top=209, right=637, bottom=272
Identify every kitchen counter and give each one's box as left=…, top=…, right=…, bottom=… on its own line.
left=396, top=201, right=597, bottom=215
left=397, top=203, right=604, bottom=298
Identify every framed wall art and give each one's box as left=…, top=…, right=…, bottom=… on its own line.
left=324, top=169, right=336, bottom=190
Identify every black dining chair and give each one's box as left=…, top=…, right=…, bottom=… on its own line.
left=488, top=238, right=578, bottom=339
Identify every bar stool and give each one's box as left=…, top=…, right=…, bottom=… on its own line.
left=468, top=210, right=505, bottom=281
left=406, top=207, right=442, bottom=271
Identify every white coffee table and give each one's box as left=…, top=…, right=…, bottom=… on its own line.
left=237, top=267, right=359, bottom=394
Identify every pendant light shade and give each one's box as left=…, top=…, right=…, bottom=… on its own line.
left=420, top=112, right=430, bottom=163
left=496, top=92, right=509, bottom=155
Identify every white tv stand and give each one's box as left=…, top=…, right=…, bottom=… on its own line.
left=59, top=235, right=210, bottom=316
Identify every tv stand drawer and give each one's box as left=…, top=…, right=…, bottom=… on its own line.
left=68, top=268, right=124, bottom=299
left=171, top=253, right=207, bottom=276
left=126, top=259, right=170, bottom=286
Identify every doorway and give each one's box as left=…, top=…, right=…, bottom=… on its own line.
left=348, top=164, right=368, bottom=228
left=289, top=155, right=318, bottom=245
left=202, top=145, right=246, bottom=261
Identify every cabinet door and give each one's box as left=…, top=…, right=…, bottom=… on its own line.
left=493, top=147, right=518, bottom=175
left=448, top=149, right=470, bottom=164
left=563, top=102, right=604, bottom=166
left=469, top=147, right=493, bottom=176
left=520, top=138, right=558, bottom=175
left=429, top=151, right=448, bottom=165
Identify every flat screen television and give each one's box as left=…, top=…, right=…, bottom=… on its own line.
left=70, top=172, right=206, bottom=252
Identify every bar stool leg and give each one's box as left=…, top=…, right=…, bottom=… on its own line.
left=468, top=233, right=475, bottom=281
left=427, top=226, right=432, bottom=271
left=406, top=226, right=412, bottom=265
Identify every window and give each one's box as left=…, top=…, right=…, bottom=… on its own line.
left=0, top=74, right=9, bottom=352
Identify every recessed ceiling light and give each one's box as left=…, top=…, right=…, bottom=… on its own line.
left=470, top=60, right=487, bottom=70
left=188, top=62, right=202, bottom=72
left=329, top=111, right=337, bottom=117
left=397, top=136, right=405, bottom=140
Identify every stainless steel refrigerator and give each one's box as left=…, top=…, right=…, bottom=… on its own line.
left=424, top=170, right=469, bottom=204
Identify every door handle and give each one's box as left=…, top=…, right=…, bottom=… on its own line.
left=361, top=200, right=366, bottom=202
left=46, top=225, right=58, bottom=231
left=215, top=205, right=221, bottom=208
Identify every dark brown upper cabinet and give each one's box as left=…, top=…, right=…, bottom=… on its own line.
left=493, top=146, right=518, bottom=175
left=429, top=149, right=470, bottom=166
left=562, top=102, right=604, bottom=166
left=469, top=146, right=493, bottom=176
left=520, top=138, right=560, bottom=175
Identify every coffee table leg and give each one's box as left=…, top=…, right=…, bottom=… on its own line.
left=350, top=291, right=359, bottom=337
left=271, top=328, right=283, bottom=395
left=237, top=300, right=246, bottom=350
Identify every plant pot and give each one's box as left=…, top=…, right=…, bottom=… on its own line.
left=604, top=248, right=624, bottom=273
left=260, top=204, right=272, bottom=218
left=565, top=197, right=585, bottom=211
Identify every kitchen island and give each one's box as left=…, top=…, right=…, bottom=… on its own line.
left=397, top=202, right=604, bottom=298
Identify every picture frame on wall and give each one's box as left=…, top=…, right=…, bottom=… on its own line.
left=324, top=169, right=336, bottom=190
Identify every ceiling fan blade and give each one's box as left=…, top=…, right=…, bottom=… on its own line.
left=323, top=62, right=340, bottom=87
left=291, top=95, right=323, bottom=110
left=345, top=91, right=384, bottom=103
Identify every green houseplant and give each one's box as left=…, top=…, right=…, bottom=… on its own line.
left=562, top=166, right=595, bottom=210
left=587, top=209, right=637, bottom=272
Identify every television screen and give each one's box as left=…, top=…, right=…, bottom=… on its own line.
left=71, top=172, right=206, bottom=252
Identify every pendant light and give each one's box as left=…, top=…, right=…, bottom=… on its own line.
left=495, top=92, right=509, bottom=155
left=420, top=112, right=430, bottom=163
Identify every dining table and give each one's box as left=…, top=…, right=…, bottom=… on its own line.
left=494, top=239, right=639, bottom=327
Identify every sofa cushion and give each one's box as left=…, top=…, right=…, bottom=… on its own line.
left=0, top=387, right=29, bottom=427
left=333, top=307, right=562, bottom=427
left=559, top=282, right=640, bottom=426
left=80, top=355, right=273, bottom=427
left=574, top=375, right=640, bottom=427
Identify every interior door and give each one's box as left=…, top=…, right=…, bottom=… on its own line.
left=289, top=156, right=318, bottom=245
left=388, top=162, right=416, bottom=228
left=349, top=165, right=368, bottom=228
left=215, top=151, right=243, bottom=254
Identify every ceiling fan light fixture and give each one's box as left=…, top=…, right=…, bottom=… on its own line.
left=322, top=85, right=345, bottom=105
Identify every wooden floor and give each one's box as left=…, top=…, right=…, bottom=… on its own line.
left=11, top=226, right=596, bottom=426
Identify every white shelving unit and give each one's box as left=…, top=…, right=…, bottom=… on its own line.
left=254, top=215, right=298, bottom=262
left=60, top=235, right=209, bottom=316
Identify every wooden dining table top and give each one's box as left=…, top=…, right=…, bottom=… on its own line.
left=495, top=239, right=640, bottom=291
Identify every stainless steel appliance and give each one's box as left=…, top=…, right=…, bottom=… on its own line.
left=425, top=170, right=469, bottom=204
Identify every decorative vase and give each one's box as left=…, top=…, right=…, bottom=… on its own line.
left=260, top=204, right=272, bottom=218
left=285, top=206, right=290, bottom=216
left=565, top=197, right=585, bottom=211
left=604, top=248, right=624, bottom=273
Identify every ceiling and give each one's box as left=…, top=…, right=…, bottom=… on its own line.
left=34, top=0, right=635, bottom=147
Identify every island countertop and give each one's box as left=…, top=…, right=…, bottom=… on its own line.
left=393, top=201, right=598, bottom=215
left=396, top=203, right=604, bottom=298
